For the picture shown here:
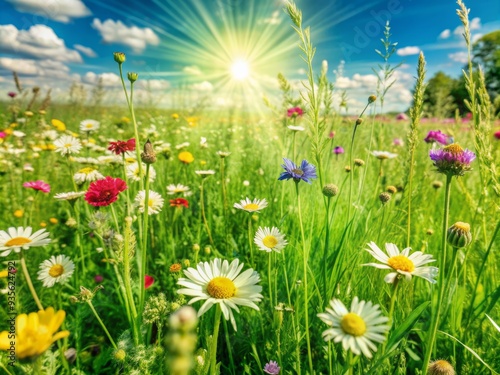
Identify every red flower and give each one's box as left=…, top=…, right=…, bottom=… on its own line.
left=145, top=275, right=154, bottom=289
left=85, top=176, right=127, bottom=207
left=8, top=92, right=17, bottom=98
left=108, top=138, right=136, bottom=155
left=287, top=107, right=304, bottom=118
left=494, top=130, right=500, bottom=140
left=23, top=180, right=50, bottom=193
left=170, top=198, right=189, bottom=208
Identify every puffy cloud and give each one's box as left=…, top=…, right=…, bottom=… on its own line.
left=0, top=24, right=82, bottom=62
left=5, top=0, right=91, bottom=23
left=74, top=44, right=97, bottom=58
left=439, top=29, right=451, bottom=39
left=396, top=46, right=421, bottom=56
left=0, top=57, right=70, bottom=78
left=191, top=81, right=213, bottom=91
left=448, top=52, right=468, bottom=64
left=83, top=72, right=121, bottom=87
left=137, top=79, right=170, bottom=90
left=183, top=65, right=202, bottom=75
left=453, top=17, right=481, bottom=36
left=335, top=73, right=378, bottom=89
left=92, top=19, right=160, bottom=53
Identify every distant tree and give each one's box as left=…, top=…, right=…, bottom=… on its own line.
left=472, top=30, right=500, bottom=100
left=422, top=71, right=456, bottom=118
left=91, top=77, right=105, bottom=107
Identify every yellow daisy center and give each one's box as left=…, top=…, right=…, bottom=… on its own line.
left=49, top=264, right=64, bottom=278
left=377, top=154, right=389, bottom=159
left=5, top=237, right=31, bottom=247
left=148, top=199, right=154, bottom=207
left=243, top=203, right=259, bottom=211
left=453, top=222, right=470, bottom=231
left=207, top=276, right=236, bottom=299
left=387, top=255, right=415, bottom=273
left=79, top=167, right=94, bottom=174
left=341, top=312, right=366, bottom=336
left=291, top=168, right=304, bottom=176
left=64, top=143, right=72, bottom=148
left=444, top=143, right=464, bottom=154
left=263, top=235, right=278, bottom=249
left=85, top=123, right=93, bottom=129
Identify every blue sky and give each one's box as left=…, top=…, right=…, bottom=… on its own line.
left=1, top=0, right=499, bottom=113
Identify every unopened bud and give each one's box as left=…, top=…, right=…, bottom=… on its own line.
left=354, top=159, right=365, bottom=167
left=141, top=139, right=156, bottom=164
left=387, top=185, right=398, bottom=194
left=322, top=184, right=339, bottom=197
left=428, top=360, right=455, bottom=375
left=345, top=166, right=351, bottom=173
left=379, top=192, right=391, bottom=204
left=447, top=222, right=472, bottom=248
left=432, top=181, right=443, bottom=189
left=113, top=52, right=126, bottom=64
left=356, top=118, right=363, bottom=125
left=368, top=95, right=377, bottom=103
left=127, top=72, right=138, bottom=83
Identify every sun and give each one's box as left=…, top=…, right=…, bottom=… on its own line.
left=230, top=59, right=250, bottom=80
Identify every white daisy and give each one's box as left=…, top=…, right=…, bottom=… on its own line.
left=54, top=191, right=86, bottom=201
left=177, top=258, right=263, bottom=331
left=73, top=167, right=104, bottom=185
left=133, top=190, right=164, bottom=215
left=234, top=197, right=268, bottom=213
left=0, top=227, right=51, bottom=257
left=362, top=242, right=438, bottom=284
left=166, top=184, right=192, bottom=196
left=371, top=150, right=398, bottom=160
left=195, top=170, right=215, bottom=178
left=79, top=119, right=100, bottom=133
left=54, top=135, right=82, bottom=156
left=254, top=227, right=288, bottom=253
left=317, top=297, right=390, bottom=358
left=37, top=255, right=75, bottom=287
left=126, top=162, right=156, bottom=182
left=287, top=125, right=305, bottom=132
left=216, top=151, right=231, bottom=158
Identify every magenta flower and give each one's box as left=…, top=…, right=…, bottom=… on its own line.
left=328, top=131, right=335, bottom=139
left=23, top=180, right=50, bottom=193
left=0, top=132, right=6, bottom=139
left=94, top=275, right=104, bottom=283
left=145, top=275, right=154, bottom=289
left=287, top=107, right=304, bottom=118
left=8, top=92, right=16, bottom=99
left=85, top=176, right=127, bottom=207
left=263, top=360, right=280, bottom=374
left=333, top=146, right=345, bottom=155
left=424, top=130, right=448, bottom=145
left=429, top=143, right=475, bottom=177
left=494, top=130, right=500, bottom=140
left=393, top=138, right=404, bottom=146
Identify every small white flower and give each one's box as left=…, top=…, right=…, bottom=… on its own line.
left=287, top=125, right=305, bottom=132
left=0, top=227, right=51, bottom=257
left=54, top=135, right=82, bottom=156
left=54, top=191, right=86, bottom=201
left=166, top=184, right=191, bottom=196
left=200, top=137, right=208, bottom=148
left=73, top=167, right=104, bottom=185
left=234, top=197, right=268, bottom=213
left=126, top=162, right=156, bottom=183
left=371, top=150, right=398, bottom=160
left=195, top=170, right=215, bottom=177
left=80, top=119, right=100, bottom=133
left=37, top=255, right=75, bottom=287
left=254, top=227, right=287, bottom=253
left=362, top=242, right=438, bottom=284
left=133, top=190, right=164, bottom=215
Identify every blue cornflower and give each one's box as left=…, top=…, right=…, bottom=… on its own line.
left=278, top=158, right=317, bottom=184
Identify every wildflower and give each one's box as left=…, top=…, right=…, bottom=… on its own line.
left=363, top=242, right=438, bottom=284
left=84, top=176, right=127, bottom=207
left=177, top=258, right=263, bottom=331
left=51, top=119, right=66, bottom=131
left=432, top=181, right=443, bottom=189
left=108, top=139, right=136, bottom=155
left=424, top=130, right=448, bottom=145
left=127, top=72, right=138, bottom=82
left=37, top=255, right=75, bottom=287
left=317, top=297, right=389, bottom=358
left=178, top=151, right=194, bottom=164
left=429, top=143, right=476, bottom=177
left=393, top=138, right=404, bottom=146
left=73, top=168, right=104, bottom=185
left=494, top=130, right=500, bottom=140
left=354, top=158, right=365, bottom=167
left=322, top=184, right=339, bottom=197
left=254, top=227, right=288, bottom=253
left=379, top=192, right=391, bottom=204
left=0, top=307, right=70, bottom=360
left=216, top=151, right=231, bottom=158
left=49, top=218, right=58, bottom=224
left=126, top=162, right=156, bottom=182
left=287, top=125, right=305, bottom=132
left=368, top=95, right=377, bottom=103
left=428, top=360, right=456, bottom=375
left=79, top=119, right=100, bottom=133
left=145, top=275, right=154, bottom=289
left=54, top=135, right=82, bottom=156
left=333, top=146, right=344, bottom=155
left=166, top=184, right=191, bottom=196
left=278, top=158, right=317, bottom=184
left=328, top=131, right=335, bottom=139
left=0, top=227, right=51, bottom=257
left=263, top=360, right=281, bottom=374
left=447, top=222, right=472, bottom=248
left=94, top=275, right=104, bottom=283
left=287, top=107, right=304, bottom=118
left=54, top=191, right=86, bottom=201
left=14, top=210, right=24, bottom=218
left=170, top=263, right=182, bottom=273
left=134, top=190, right=164, bottom=215
left=200, top=137, right=208, bottom=148
left=386, top=186, right=398, bottom=194
left=8, top=92, right=16, bottom=98
left=172, top=113, right=179, bottom=120
left=113, top=52, right=126, bottom=63
left=234, top=197, right=268, bottom=212
left=170, top=198, right=189, bottom=208
left=23, top=180, right=50, bottom=193
left=371, top=151, right=398, bottom=160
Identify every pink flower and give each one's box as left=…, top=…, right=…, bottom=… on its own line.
left=84, top=176, right=127, bottom=207
left=23, top=180, right=50, bottom=193
left=494, top=130, right=500, bottom=140
left=8, top=92, right=16, bottom=99
left=0, top=132, right=7, bottom=139
left=287, top=107, right=304, bottom=118
left=328, top=131, right=335, bottom=139
left=94, top=275, right=103, bottom=283
left=145, top=275, right=154, bottom=289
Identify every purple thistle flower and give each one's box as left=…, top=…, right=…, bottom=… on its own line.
left=278, top=158, right=317, bottom=184
left=333, top=146, right=345, bottom=155
left=429, top=143, right=475, bottom=176
left=424, top=130, right=448, bottom=145
left=263, top=360, right=280, bottom=374
left=8, top=92, right=17, bottom=98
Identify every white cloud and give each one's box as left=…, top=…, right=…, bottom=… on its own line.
left=83, top=72, right=122, bottom=87
left=439, top=29, right=451, bottom=39
left=472, top=33, right=483, bottom=43
left=261, top=11, right=282, bottom=25
left=0, top=57, right=71, bottom=80
left=138, top=79, right=170, bottom=90
left=396, top=46, right=421, bottom=56
left=454, top=17, right=481, bottom=36
left=191, top=81, right=213, bottom=91
left=92, top=19, right=160, bottom=53
left=0, top=24, right=82, bottom=62
left=74, top=44, right=97, bottom=58
left=335, top=73, right=378, bottom=89
left=448, top=52, right=468, bottom=64
left=5, top=0, right=91, bottom=23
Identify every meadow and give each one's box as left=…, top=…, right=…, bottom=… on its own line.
left=0, top=1, right=499, bottom=374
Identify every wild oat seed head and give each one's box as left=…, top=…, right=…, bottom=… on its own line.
left=322, top=184, right=339, bottom=197
left=428, top=360, right=455, bottom=375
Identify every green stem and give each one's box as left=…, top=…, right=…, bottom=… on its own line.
left=200, top=180, right=214, bottom=246
left=421, top=174, right=452, bottom=374
left=268, top=252, right=273, bottom=310
left=323, top=197, right=331, bottom=299
left=140, top=164, right=151, bottom=313
left=123, top=218, right=139, bottom=345
left=20, top=253, right=43, bottom=310
left=247, top=215, right=255, bottom=267
left=210, top=305, right=222, bottom=375
left=87, top=301, right=118, bottom=349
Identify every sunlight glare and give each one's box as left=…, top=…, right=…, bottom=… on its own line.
left=231, top=59, right=250, bottom=80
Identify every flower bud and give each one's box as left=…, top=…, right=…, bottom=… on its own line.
left=192, top=243, right=200, bottom=252
left=141, top=139, right=156, bottom=164
left=428, top=360, right=455, bottom=375
left=322, top=184, right=339, bottom=197
left=113, top=52, right=126, bottom=64
left=344, top=166, right=351, bottom=173
left=127, top=72, right=138, bottom=83
left=447, top=222, right=472, bottom=248
left=432, top=181, right=443, bottom=189
left=368, top=95, right=377, bottom=103
left=354, top=158, right=365, bottom=167
left=386, top=185, right=397, bottom=194
left=355, top=118, right=363, bottom=125
left=113, top=349, right=126, bottom=362
left=379, top=192, right=391, bottom=204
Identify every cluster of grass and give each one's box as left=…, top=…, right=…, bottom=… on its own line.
left=0, top=1, right=499, bottom=374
